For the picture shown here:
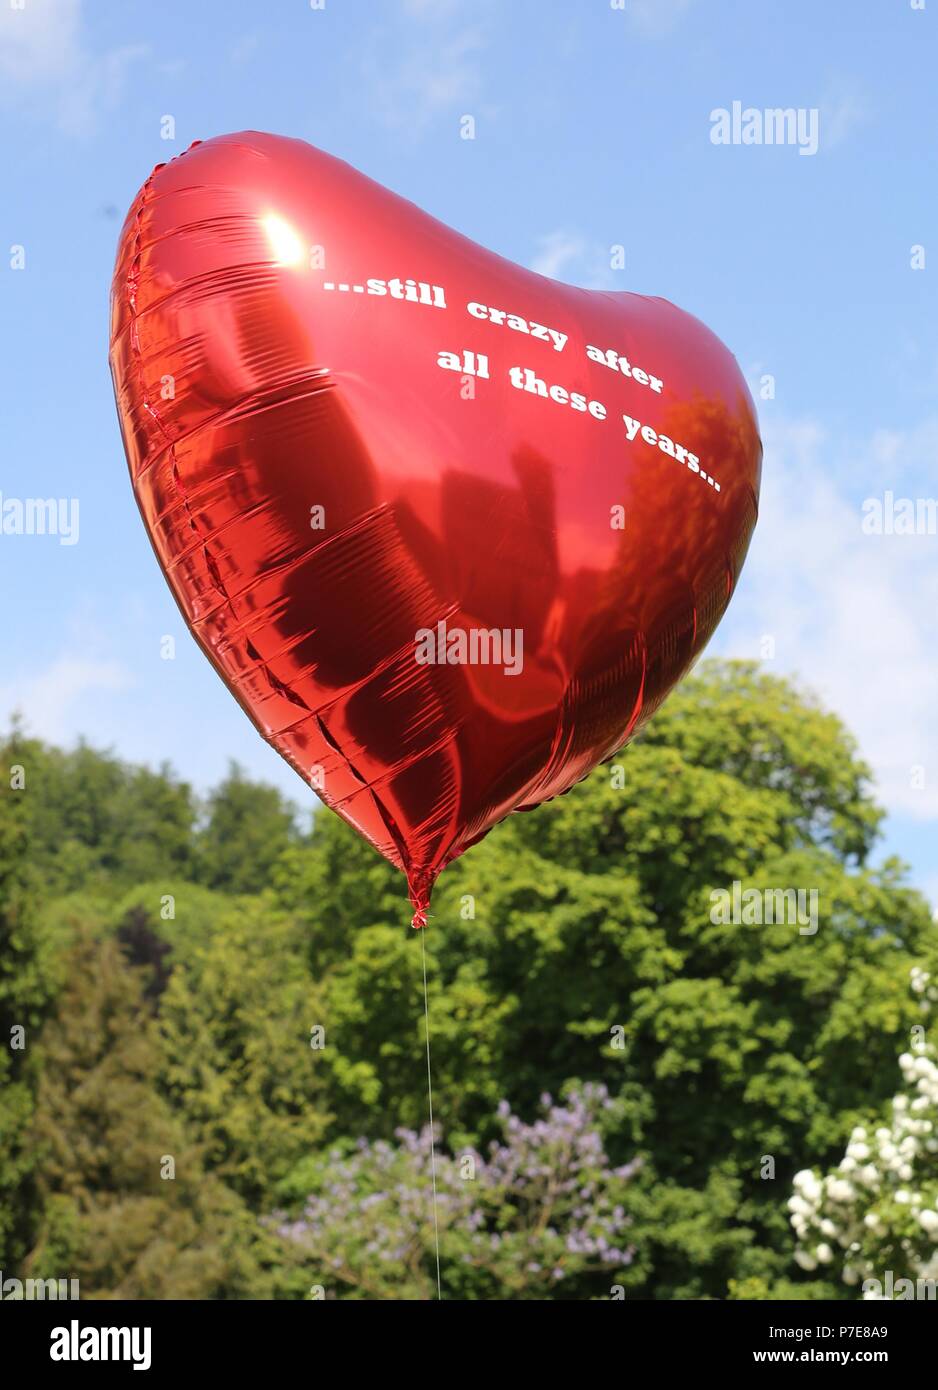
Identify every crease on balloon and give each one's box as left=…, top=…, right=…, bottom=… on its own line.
left=122, top=171, right=362, bottom=821
left=524, top=628, right=648, bottom=808
left=134, top=369, right=334, bottom=481
left=212, top=603, right=312, bottom=662
left=724, top=557, right=734, bottom=600
left=125, top=184, right=230, bottom=618
left=261, top=726, right=405, bottom=872
left=121, top=211, right=255, bottom=261
left=217, top=598, right=422, bottom=702
left=325, top=722, right=460, bottom=815
left=121, top=175, right=466, bottom=910
left=123, top=204, right=352, bottom=795
left=622, top=636, right=648, bottom=741
left=313, top=714, right=370, bottom=792
left=366, top=784, right=426, bottom=922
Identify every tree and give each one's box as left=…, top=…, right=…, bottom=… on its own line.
left=0, top=726, right=198, bottom=893
left=0, top=719, right=61, bottom=1267
left=5, top=660, right=934, bottom=1300
left=273, top=661, right=935, bottom=1298
left=24, top=926, right=303, bottom=1299
left=789, top=966, right=938, bottom=1297
left=196, top=762, right=301, bottom=893
left=157, top=895, right=331, bottom=1205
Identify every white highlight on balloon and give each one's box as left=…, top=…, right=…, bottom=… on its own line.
left=262, top=214, right=305, bottom=267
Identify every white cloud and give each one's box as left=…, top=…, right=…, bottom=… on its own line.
left=529, top=230, right=622, bottom=289
left=868, top=417, right=938, bottom=489
left=0, top=0, right=146, bottom=136
left=229, top=33, right=259, bottom=67
left=400, top=0, right=465, bottom=17
left=361, top=0, right=499, bottom=133
left=363, top=23, right=486, bottom=131
left=0, top=654, right=133, bottom=744
left=718, top=412, right=938, bottom=820
left=820, top=77, right=869, bottom=151
left=530, top=231, right=585, bottom=279
left=626, top=0, right=696, bottom=39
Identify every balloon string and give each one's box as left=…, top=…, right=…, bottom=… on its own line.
left=420, top=923, right=442, bottom=1300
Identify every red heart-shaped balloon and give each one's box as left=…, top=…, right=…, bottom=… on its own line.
left=110, top=132, right=761, bottom=925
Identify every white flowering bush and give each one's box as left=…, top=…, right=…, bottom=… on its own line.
left=789, top=967, right=938, bottom=1296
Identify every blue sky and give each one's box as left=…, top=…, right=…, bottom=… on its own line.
left=1, top=0, right=936, bottom=902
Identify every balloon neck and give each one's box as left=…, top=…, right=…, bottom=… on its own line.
left=408, top=869, right=434, bottom=930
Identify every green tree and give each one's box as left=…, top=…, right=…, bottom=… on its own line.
left=158, top=894, right=331, bottom=1204
left=196, top=762, right=301, bottom=893
left=0, top=726, right=198, bottom=893
left=24, top=926, right=302, bottom=1298
left=0, top=719, right=61, bottom=1267
left=272, top=661, right=935, bottom=1298
left=5, top=661, right=934, bottom=1301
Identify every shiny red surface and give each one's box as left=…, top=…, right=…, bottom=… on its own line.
left=109, top=131, right=761, bottom=924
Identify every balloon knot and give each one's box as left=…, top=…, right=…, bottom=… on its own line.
left=408, top=869, right=434, bottom=930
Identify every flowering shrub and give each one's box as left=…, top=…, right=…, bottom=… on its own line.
left=276, top=1084, right=638, bottom=1299
left=789, top=967, right=938, bottom=1296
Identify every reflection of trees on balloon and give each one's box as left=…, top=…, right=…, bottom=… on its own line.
left=601, top=388, right=760, bottom=734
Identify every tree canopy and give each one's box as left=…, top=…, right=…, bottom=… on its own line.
left=0, top=661, right=933, bottom=1299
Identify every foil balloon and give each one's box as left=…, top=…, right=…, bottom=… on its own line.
left=109, top=131, right=761, bottom=926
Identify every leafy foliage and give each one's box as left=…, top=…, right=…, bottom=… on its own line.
left=278, top=1085, right=638, bottom=1299
left=790, top=968, right=938, bottom=1296
left=0, top=661, right=932, bottom=1299
left=24, top=927, right=305, bottom=1299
